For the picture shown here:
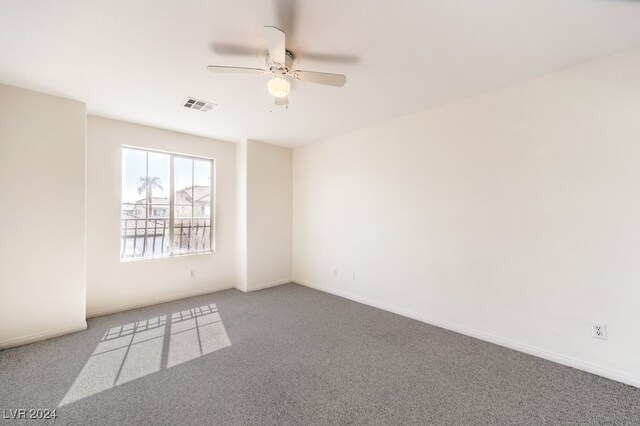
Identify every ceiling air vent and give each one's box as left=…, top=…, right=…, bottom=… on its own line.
left=183, top=97, right=216, bottom=112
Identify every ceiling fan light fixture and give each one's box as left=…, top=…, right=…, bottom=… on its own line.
left=267, top=76, right=290, bottom=98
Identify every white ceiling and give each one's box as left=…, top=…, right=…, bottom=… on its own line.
left=1, top=0, right=640, bottom=147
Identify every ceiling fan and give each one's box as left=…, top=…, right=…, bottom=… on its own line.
left=207, top=26, right=347, bottom=106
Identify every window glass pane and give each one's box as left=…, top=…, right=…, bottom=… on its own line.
left=121, top=148, right=147, bottom=259
left=193, top=159, right=212, bottom=218
left=147, top=151, right=170, bottom=217
left=121, top=148, right=170, bottom=259
left=122, top=148, right=147, bottom=219
left=173, top=157, right=194, bottom=254
left=193, top=160, right=212, bottom=252
left=145, top=152, right=170, bottom=258
left=174, top=157, right=193, bottom=208
left=193, top=159, right=211, bottom=186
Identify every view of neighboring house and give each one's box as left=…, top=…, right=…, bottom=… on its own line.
left=122, top=186, right=211, bottom=219
left=122, top=197, right=169, bottom=219
left=175, top=185, right=211, bottom=218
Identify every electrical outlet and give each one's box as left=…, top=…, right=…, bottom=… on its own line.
left=592, top=323, right=607, bottom=340
left=190, top=270, right=195, bottom=278
left=332, top=269, right=338, bottom=279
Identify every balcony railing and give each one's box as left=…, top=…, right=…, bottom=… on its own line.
left=121, top=217, right=211, bottom=259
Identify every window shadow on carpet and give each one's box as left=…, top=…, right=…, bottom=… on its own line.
left=59, top=304, right=231, bottom=406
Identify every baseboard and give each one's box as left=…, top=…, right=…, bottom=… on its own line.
left=87, top=285, right=235, bottom=318
left=296, top=279, right=640, bottom=389
left=0, top=322, right=88, bottom=350
left=247, top=278, right=292, bottom=292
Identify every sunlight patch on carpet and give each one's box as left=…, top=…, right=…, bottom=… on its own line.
left=60, top=304, right=230, bottom=406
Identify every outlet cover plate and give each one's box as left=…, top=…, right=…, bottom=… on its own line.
left=592, top=322, right=607, bottom=340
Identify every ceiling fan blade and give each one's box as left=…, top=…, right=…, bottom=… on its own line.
left=290, top=70, right=347, bottom=87
left=276, top=0, right=298, bottom=41
left=275, top=95, right=289, bottom=106
left=207, top=66, right=267, bottom=74
left=263, top=26, right=286, bottom=64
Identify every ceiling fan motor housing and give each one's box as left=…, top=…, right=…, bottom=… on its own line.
left=265, top=50, right=295, bottom=74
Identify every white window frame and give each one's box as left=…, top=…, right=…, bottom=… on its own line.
left=120, top=146, right=215, bottom=261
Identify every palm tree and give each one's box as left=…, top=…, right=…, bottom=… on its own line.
left=137, top=177, right=163, bottom=218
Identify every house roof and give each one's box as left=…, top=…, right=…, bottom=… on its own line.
left=175, top=186, right=211, bottom=204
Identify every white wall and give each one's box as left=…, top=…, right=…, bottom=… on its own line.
left=293, top=49, right=640, bottom=386
left=0, top=84, right=87, bottom=348
left=235, top=140, right=293, bottom=292
left=235, top=141, right=248, bottom=292
left=86, top=116, right=236, bottom=316
left=246, top=140, right=293, bottom=291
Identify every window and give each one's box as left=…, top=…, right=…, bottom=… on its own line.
left=121, top=147, right=214, bottom=260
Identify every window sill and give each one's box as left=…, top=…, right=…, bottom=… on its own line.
left=119, top=250, right=215, bottom=263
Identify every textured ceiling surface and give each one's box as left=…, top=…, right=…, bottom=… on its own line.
left=1, top=0, right=640, bottom=146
